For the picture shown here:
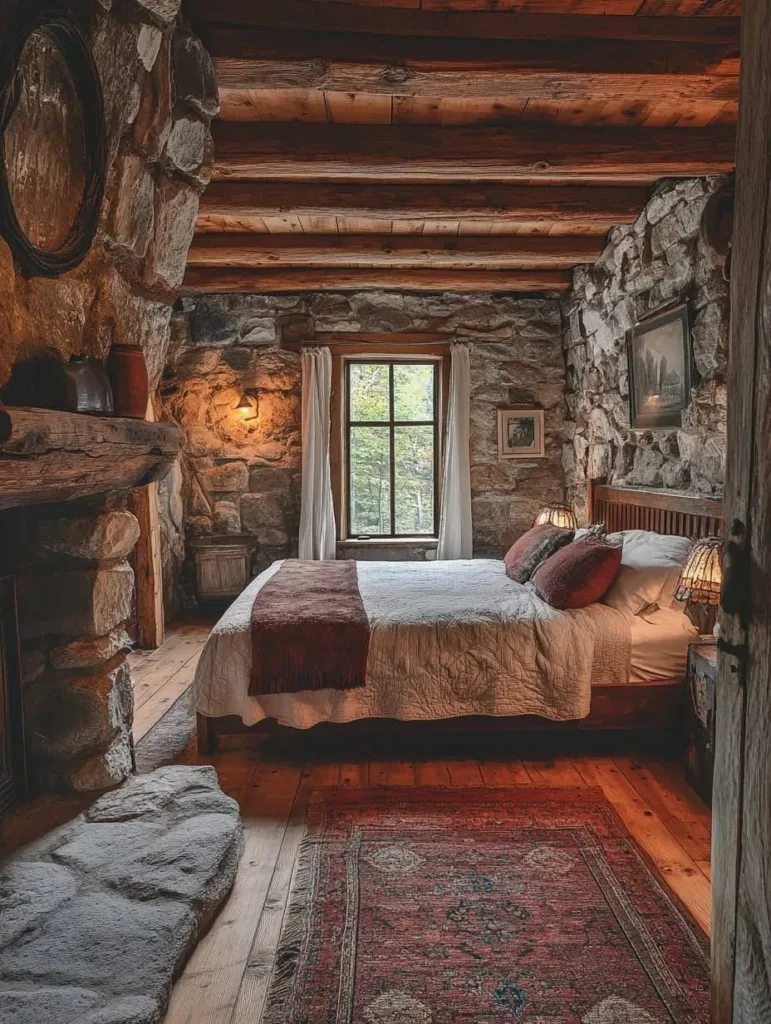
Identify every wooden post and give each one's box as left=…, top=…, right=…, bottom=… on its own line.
left=129, top=483, right=165, bottom=650
left=128, top=397, right=166, bottom=650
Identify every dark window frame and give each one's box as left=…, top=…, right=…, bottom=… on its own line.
left=344, top=359, right=440, bottom=540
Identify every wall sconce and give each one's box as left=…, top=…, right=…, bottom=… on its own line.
left=235, top=389, right=259, bottom=421
left=533, top=503, right=578, bottom=531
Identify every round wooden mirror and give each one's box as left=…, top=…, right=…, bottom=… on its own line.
left=0, top=12, right=106, bottom=277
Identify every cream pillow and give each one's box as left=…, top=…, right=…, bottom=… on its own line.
left=603, top=530, right=694, bottom=616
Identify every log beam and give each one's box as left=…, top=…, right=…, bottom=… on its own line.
left=187, top=233, right=603, bottom=269
left=211, top=27, right=738, bottom=105
left=197, top=182, right=650, bottom=233
left=189, top=0, right=740, bottom=46
left=0, top=408, right=182, bottom=510
left=212, top=122, right=736, bottom=183
left=182, top=267, right=572, bottom=293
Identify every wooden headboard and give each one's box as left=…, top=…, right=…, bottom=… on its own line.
left=588, top=481, right=723, bottom=539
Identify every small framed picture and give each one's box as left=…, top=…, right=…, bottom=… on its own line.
left=627, top=303, right=692, bottom=429
left=498, top=408, right=545, bottom=460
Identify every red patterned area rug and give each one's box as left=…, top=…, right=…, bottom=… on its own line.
left=263, top=788, right=710, bottom=1024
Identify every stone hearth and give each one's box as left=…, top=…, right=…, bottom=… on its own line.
left=0, top=765, right=242, bottom=1024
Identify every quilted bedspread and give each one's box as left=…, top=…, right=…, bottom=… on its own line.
left=192, top=558, right=631, bottom=729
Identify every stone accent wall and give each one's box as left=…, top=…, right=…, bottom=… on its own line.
left=0, top=0, right=217, bottom=394
left=563, top=177, right=729, bottom=513
left=162, top=290, right=567, bottom=605
left=1, top=502, right=140, bottom=792
left=0, top=0, right=217, bottom=793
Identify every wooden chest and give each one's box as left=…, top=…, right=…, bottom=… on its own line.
left=193, top=540, right=254, bottom=602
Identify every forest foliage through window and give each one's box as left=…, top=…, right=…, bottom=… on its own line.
left=346, top=360, right=438, bottom=538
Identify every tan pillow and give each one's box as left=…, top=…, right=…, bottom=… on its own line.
left=603, top=531, right=694, bottom=616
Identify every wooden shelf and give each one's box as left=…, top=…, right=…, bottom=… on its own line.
left=0, top=406, right=182, bottom=510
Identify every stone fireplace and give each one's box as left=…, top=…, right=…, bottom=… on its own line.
left=0, top=0, right=217, bottom=799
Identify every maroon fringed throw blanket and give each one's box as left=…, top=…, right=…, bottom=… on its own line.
left=249, top=559, right=371, bottom=696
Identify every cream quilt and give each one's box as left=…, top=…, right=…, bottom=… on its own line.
left=192, top=558, right=631, bottom=729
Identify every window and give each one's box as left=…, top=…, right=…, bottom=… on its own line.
left=345, top=360, right=439, bottom=538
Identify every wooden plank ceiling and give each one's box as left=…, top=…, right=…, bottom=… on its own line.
left=185, top=0, right=740, bottom=295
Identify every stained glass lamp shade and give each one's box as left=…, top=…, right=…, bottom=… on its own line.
left=534, top=503, right=578, bottom=531
left=674, top=537, right=723, bottom=605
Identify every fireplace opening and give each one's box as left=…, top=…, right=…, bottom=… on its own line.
left=0, top=575, right=26, bottom=820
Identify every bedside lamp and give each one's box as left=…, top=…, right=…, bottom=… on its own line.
left=674, top=536, right=723, bottom=637
left=534, top=503, right=578, bottom=531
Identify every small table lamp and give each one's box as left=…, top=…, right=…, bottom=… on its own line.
left=534, top=503, right=578, bottom=531
left=674, top=536, right=723, bottom=636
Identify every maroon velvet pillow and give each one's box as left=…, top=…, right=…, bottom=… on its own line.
left=503, top=524, right=575, bottom=584
left=533, top=535, right=623, bottom=609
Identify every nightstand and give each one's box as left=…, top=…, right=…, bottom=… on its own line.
left=684, top=640, right=717, bottom=807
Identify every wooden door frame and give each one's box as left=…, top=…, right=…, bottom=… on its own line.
left=712, top=1, right=771, bottom=1019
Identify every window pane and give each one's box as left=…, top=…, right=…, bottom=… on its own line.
left=349, top=363, right=389, bottom=422
left=394, top=425, right=435, bottom=535
left=349, top=426, right=391, bottom=535
left=393, top=363, right=434, bottom=422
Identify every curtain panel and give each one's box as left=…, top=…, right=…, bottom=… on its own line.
left=437, top=343, right=473, bottom=559
left=298, top=347, right=337, bottom=560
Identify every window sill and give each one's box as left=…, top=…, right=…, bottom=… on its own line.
left=337, top=537, right=438, bottom=548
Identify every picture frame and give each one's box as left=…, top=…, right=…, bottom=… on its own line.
left=626, top=303, right=692, bottom=430
left=497, top=408, right=545, bottom=460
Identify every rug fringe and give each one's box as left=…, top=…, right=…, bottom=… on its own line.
left=261, top=833, right=320, bottom=1024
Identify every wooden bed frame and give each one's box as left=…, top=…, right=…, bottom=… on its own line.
left=197, top=483, right=723, bottom=754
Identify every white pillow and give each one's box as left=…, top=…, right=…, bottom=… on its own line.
left=603, top=530, right=694, bottom=616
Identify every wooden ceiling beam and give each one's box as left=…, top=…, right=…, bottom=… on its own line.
left=182, top=267, right=572, bottom=294
left=197, top=182, right=650, bottom=231
left=189, top=0, right=740, bottom=45
left=212, top=123, right=736, bottom=184
left=211, top=28, right=738, bottom=105
left=187, top=233, right=603, bottom=269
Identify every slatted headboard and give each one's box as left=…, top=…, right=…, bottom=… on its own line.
left=588, top=481, right=723, bottom=539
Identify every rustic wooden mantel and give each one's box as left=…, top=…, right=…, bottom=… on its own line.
left=0, top=406, right=182, bottom=510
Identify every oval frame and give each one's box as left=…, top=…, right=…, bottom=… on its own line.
left=0, top=9, right=106, bottom=277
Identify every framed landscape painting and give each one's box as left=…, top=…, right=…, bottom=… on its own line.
left=498, top=409, right=545, bottom=460
left=627, top=304, right=692, bottom=429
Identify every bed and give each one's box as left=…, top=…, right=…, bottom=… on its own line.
left=194, top=484, right=723, bottom=753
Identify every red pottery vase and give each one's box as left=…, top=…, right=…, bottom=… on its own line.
left=106, top=345, right=149, bottom=419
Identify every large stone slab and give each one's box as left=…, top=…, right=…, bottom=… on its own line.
left=0, top=766, right=242, bottom=1024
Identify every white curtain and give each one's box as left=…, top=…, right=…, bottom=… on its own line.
left=437, top=343, right=473, bottom=559
left=298, top=347, right=337, bottom=560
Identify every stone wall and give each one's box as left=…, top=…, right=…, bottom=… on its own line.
left=0, top=0, right=217, bottom=393
left=162, top=290, right=567, bottom=604
left=0, top=0, right=217, bottom=792
left=562, top=177, right=729, bottom=514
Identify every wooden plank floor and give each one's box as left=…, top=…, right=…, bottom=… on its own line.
left=128, top=620, right=713, bottom=1024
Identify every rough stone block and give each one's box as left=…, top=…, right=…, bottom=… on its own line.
left=212, top=500, right=241, bottom=535
left=132, top=33, right=172, bottom=160
left=199, top=462, right=248, bottom=493
left=164, top=116, right=212, bottom=183
left=240, top=493, right=289, bottom=546
left=66, top=731, right=135, bottom=794
left=17, top=564, right=134, bottom=639
left=143, top=178, right=200, bottom=291
left=0, top=768, right=241, bottom=1024
left=135, top=0, right=182, bottom=26
left=105, top=154, right=155, bottom=259
left=24, top=660, right=133, bottom=764
left=36, top=512, right=140, bottom=564
left=172, top=30, right=219, bottom=118
left=50, top=630, right=132, bottom=670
